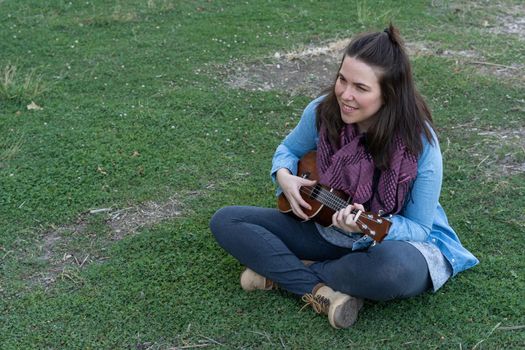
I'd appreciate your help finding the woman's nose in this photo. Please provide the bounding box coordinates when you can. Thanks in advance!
[341,86,355,100]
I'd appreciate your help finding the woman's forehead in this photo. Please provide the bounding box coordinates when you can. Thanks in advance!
[339,56,382,85]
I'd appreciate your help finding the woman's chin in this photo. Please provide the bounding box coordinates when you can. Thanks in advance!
[340,114,355,124]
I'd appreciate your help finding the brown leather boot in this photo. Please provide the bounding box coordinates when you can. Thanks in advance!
[240,268,276,291]
[301,284,364,329]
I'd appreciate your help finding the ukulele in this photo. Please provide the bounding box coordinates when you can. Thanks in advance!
[277,151,391,243]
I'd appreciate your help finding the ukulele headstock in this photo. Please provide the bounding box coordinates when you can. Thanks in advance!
[355,211,391,243]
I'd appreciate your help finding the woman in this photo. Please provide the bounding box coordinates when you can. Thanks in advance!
[210,25,478,329]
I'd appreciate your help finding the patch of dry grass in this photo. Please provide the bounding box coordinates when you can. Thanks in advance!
[0,64,47,104]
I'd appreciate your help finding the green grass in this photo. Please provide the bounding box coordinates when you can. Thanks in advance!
[1,0,524,349]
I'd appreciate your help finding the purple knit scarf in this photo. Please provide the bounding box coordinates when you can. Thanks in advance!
[316,123,418,215]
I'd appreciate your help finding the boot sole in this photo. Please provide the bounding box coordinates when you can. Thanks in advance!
[329,296,364,329]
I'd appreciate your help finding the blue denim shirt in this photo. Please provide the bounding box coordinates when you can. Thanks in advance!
[271,96,479,276]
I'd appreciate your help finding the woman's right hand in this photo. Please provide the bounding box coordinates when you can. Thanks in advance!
[276,168,317,220]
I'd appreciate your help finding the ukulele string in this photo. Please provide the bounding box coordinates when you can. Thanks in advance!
[296,186,371,235]
[309,186,361,218]
[301,185,346,211]
[299,186,355,213]
[299,186,344,212]
[298,186,371,228]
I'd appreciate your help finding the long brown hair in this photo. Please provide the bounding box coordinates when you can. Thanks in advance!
[316,24,433,170]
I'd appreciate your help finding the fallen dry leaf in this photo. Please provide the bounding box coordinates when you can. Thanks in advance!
[27,101,43,110]
[97,166,108,175]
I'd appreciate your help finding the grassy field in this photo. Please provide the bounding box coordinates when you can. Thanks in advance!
[1,0,524,348]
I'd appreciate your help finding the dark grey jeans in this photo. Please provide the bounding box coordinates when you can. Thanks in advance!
[210,206,431,301]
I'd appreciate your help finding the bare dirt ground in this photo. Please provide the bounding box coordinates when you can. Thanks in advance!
[225,38,523,98]
[31,196,183,287]
[489,4,525,41]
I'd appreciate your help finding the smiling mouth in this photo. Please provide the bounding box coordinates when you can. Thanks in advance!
[340,102,357,113]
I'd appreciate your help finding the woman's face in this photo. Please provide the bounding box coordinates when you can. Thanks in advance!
[334,56,383,132]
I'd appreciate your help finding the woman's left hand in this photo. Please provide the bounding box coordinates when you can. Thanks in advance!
[332,203,366,233]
